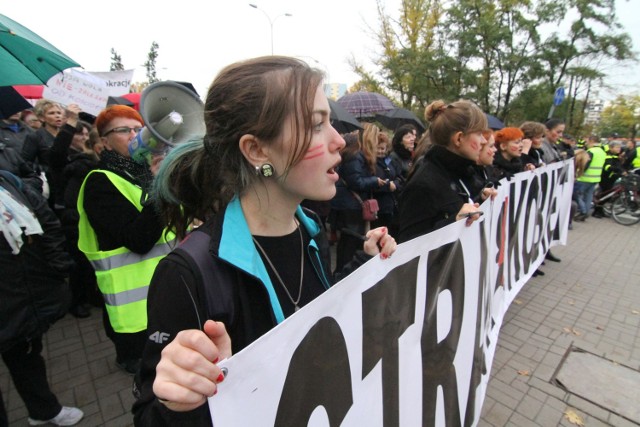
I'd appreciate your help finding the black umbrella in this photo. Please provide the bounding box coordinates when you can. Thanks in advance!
[486,113,505,130]
[328,99,363,134]
[0,86,32,119]
[107,96,135,107]
[375,107,426,133]
[336,91,395,119]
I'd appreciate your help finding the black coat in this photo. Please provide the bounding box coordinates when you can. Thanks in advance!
[0,120,33,151]
[0,142,41,192]
[395,145,483,242]
[522,148,544,168]
[374,156,403,214]
[48,123,78,208]
[492,152,524,181]
[82,168,165,253]
[60,152,98,231]
[0,172,72,353]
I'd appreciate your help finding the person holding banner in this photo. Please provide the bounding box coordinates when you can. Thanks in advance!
[520,121,547,168]
[475,129,497,185]
[540,118,564,165]
[395,99,495,243]
[132,56,397,426]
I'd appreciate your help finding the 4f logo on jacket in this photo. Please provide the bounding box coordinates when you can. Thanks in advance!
[149,331,170,344]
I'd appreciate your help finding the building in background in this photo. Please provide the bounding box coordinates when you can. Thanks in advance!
[324,83,348,100]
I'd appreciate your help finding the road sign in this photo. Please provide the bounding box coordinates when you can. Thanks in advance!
[553,87,565,106]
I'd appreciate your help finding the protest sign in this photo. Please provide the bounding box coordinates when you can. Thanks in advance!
[87,69,135,97]
[43,69,109,116]
[210,161,574,427]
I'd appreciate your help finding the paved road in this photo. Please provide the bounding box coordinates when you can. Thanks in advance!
[2,216,639,426]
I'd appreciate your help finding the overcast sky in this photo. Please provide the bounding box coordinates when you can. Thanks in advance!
[3,0,639,101]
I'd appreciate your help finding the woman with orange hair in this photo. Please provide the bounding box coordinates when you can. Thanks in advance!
[77,105,174,375]
[492,127,533,181]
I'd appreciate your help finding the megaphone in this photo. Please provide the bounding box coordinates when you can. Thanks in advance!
[128,81,206,164]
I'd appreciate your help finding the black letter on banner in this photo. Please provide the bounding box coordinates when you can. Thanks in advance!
[544,168,561,242]
[495,198,508,291]
[465,227,491,426]
[521,174,540,276]
[508,180,527,281]
[422,241,465,427]
[361,258,419,427]
[274,317,352,427]
[538,171,551,254]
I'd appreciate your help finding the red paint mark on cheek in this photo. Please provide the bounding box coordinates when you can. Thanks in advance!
[510,146,520,152]
[469,141,479,151]
[303,144,324,160]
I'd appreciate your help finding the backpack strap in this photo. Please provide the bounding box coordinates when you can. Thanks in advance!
[174,228,235,328]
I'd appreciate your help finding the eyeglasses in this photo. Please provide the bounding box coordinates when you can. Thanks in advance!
[103,126,142,137]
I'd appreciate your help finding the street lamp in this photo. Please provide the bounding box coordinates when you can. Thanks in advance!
[248,4,292,55]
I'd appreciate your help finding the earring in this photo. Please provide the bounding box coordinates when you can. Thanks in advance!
[258,163,275,177]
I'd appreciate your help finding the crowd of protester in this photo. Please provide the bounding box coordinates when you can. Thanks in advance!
[2,54,639,426]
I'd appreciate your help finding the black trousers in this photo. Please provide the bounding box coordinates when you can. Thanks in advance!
[63,225,100,309]
[102,308,146,363]
[0,335,61,425]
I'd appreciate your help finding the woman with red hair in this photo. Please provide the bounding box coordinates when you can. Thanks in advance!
[77,105,174,375]
[492,127,533,180]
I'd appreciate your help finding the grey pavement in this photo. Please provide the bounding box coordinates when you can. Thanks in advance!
[2,216,639,426]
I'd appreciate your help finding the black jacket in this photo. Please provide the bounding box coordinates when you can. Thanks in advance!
[48,123,78,208]
[22,127,55,170]
[60,152,98,232]
[395,145,483,242]
[0,120,33,151]
[0,142,41,192]
[390,142,413,183]
[82,168,165,253]
[374,156,403,214]
[492,152,524,181]
[522,147,544,168]
[0,172,72,352]
[132,203,371,426]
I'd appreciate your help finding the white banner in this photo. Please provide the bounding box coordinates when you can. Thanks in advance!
[43,69,109,116]
[210,161,574,427]
[87,69,135,97]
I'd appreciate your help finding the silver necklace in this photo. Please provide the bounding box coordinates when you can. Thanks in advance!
[252,220,304,312]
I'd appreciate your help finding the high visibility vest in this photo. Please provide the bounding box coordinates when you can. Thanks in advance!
[577,146,606,183]
[632,147,640,169]
[77,170,175,333]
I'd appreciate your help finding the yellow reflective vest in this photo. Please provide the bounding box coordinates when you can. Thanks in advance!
[632,147,640,169]
[577,146,606,183]
[77,170,175,333]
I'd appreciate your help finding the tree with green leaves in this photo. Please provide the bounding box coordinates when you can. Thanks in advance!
[144,41,159,84]
[351,0,635,128]
[349,0,454,114]
[536,0,634,93]
[110,48,124,71]
[596,95,640,139]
